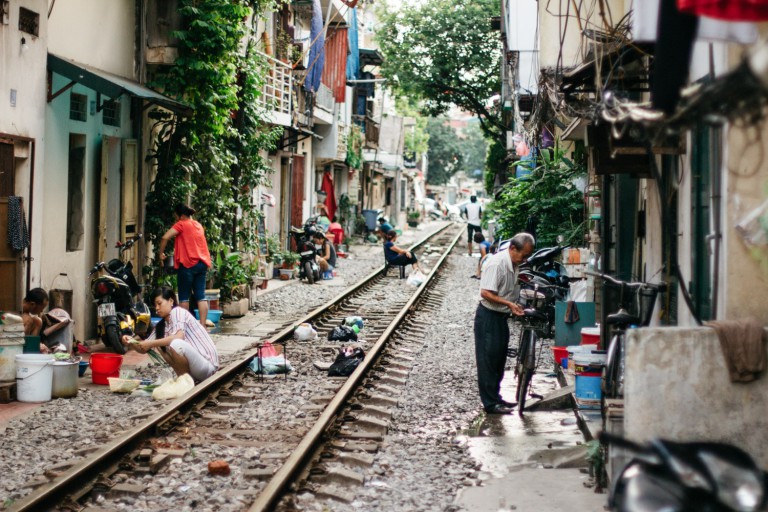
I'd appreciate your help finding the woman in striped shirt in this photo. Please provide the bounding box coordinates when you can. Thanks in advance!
[122,286,219,382]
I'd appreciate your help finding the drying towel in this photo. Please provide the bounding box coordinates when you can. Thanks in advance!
[7,196,29,252]
[564,301,580,324]
[706,318,767,383]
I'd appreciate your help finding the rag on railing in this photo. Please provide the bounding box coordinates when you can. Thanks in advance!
[7,196,29,252]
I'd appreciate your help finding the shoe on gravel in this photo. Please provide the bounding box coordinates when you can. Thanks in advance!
[501,400,518,408]
[485,404,514,414]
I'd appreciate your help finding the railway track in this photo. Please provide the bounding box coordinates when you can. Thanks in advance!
[10,224,462,512]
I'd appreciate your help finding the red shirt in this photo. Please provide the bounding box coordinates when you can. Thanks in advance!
[172,219,211,269]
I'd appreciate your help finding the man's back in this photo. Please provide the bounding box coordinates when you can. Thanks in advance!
[464,202,482,225]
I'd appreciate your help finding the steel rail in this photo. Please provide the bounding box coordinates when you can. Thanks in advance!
[248,226,464,512]
[10,222,454,512]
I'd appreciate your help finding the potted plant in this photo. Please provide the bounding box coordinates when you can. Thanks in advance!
[407,210,421,228]
[211,247,251,317]
[263,233,281,279]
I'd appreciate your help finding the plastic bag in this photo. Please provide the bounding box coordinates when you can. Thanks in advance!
[344,316,364,330]
[328,324,358,342]
[248,355,293,374]
[406,270,426,287]
[294,323,318,341]
[568,279,588,302]
[152,373,195,400]
[328,346,365,377]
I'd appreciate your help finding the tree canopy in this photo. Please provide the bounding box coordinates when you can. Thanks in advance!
[376,0,504,141]
[426,118,463,185]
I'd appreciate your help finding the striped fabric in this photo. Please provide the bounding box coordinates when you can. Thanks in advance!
[147,307,219,368]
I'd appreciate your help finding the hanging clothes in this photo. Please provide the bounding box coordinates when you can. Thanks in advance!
[7,196,29,252]
[321,171,337,221]
[677,0,768,22]
[305,0,326,93]
[635,0,758,43]
[346,8,360,81]
[652,0,699,114]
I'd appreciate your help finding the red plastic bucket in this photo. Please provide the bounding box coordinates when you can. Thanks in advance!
[90,353,123,385]
[551,346,569,367]
[581,326,601,348]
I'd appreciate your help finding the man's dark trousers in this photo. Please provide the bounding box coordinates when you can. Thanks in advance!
[474,303,510,409]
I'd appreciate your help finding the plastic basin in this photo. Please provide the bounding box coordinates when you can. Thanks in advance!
[90,353,123,385]
[194,309,223,324]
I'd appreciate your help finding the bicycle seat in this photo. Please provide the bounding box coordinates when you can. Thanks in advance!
[607,311,640,326]
[523,308,547,321]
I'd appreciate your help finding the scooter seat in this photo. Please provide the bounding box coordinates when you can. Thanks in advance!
[290,226,304,234]
[607,311,640,326]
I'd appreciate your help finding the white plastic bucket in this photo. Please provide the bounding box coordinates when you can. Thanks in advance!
[16,354,54,402]
[52,360,80,398]
[0,332,24,382]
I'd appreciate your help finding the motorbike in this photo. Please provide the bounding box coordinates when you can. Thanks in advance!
[88,234,151,354]
[516,245,571,339]
[289,217,321,285]
[602,431,768,512]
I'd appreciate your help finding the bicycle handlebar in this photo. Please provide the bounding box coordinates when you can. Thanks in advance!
[584,270,667,292]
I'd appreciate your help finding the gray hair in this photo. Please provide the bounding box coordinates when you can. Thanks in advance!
[509,232,535,251]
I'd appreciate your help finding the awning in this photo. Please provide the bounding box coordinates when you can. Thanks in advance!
[359,48,383,68]
[47,53,190,114]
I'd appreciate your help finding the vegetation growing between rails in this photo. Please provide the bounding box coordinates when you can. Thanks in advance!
[144,0,283,288]
[487,144,587,247]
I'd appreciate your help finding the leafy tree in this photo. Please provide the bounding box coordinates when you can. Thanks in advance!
[395,97,429,158]
[458,125,488,177]
[487,144,587,247]
[144,0,282,287]
[376,0,504,141]
[426,118,463,185]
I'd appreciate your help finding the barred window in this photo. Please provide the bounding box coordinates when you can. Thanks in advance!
[102,100,121,127]
[70,93,87,122]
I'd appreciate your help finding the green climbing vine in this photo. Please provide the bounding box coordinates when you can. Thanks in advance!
[144,0,283,287]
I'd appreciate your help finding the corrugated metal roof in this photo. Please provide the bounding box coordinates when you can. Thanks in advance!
[321,27,348,103]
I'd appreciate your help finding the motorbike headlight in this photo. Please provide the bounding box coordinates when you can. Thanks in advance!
[699,451,763,511]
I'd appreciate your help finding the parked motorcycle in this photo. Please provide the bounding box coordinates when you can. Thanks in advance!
[515,245,571,338]
[289,218,321,285]
[602,431,768,512]
[88,234,151,354]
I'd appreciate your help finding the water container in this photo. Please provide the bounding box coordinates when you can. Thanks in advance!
[90,353,123,385]
[16,354,54,402]
[52,360,79,398]
[0,327,25,382]
[581,326,601,347]
[573,350,607,409]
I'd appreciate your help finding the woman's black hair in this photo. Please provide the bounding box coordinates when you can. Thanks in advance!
[150,286,178,339]
[24,288,49,305]
[175,204,196,217]
[473,232,485,243]
[385,230,397,241]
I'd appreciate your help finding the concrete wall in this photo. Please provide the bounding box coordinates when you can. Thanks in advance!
[625,327,768,467]
[48,0,136,77]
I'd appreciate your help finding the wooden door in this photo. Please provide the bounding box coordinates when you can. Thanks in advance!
[121,139,138,269]
[290,155,305,230]
[98,137,122,263]
[0,141,19,310]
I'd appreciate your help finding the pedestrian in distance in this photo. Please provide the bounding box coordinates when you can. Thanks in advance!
[471,232,492,279]
[461,196,483,256]
[158,204,212,328]
[383,230,422,273]
[312,230,337,279]
[122,286,219,383]
[473,232,535,414]
[21,288,51,353]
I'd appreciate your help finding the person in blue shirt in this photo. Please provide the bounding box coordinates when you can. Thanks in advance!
[376,217,393,240]
[383,230,422,273]
[471,232,492,279]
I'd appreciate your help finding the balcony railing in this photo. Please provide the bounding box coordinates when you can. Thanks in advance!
[258,51,292,127]
[354,114,379,150]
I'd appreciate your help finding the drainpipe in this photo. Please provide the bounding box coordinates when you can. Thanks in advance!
[25,140,36,295]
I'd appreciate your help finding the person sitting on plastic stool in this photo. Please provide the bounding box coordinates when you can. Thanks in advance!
[312,231,337,280]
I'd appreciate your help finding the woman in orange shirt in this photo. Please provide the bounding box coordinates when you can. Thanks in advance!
[158,204,212,328]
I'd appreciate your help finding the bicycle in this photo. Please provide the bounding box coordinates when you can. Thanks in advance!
[585,271,667,400]
[511,285,554,415]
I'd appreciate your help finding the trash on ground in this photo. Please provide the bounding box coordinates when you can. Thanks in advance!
[249,355,293,374]
[328,345,365,377]
[152,373,195,400]
[294,322,318,341]
[343,316,364,330]
[406,270,426,287]
[328,323,358,342]
[207,460,231,476]
[108,377,142,393]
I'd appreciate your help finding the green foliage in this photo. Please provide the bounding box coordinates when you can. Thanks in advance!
[144,0,282,288]
[484,138,508,196]
[487,144,587,247]
[426,118,463,185]
[211,245,251,301]
[263,232,282,263]
[376,0,504,140]
[458,125,488,177]
[346,125,363,170]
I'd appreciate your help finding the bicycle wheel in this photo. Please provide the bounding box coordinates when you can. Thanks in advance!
[516,329,534,413]
[602,332,623,399]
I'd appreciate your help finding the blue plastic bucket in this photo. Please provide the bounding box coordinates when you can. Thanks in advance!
[575,372,602,409]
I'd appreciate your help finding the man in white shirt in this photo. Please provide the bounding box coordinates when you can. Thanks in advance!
[461,196,483,256]
[474,232,535,414]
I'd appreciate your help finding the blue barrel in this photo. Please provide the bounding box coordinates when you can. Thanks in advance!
[362,210,379,231]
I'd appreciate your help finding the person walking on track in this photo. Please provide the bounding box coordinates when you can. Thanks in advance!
[461,196,483,256]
